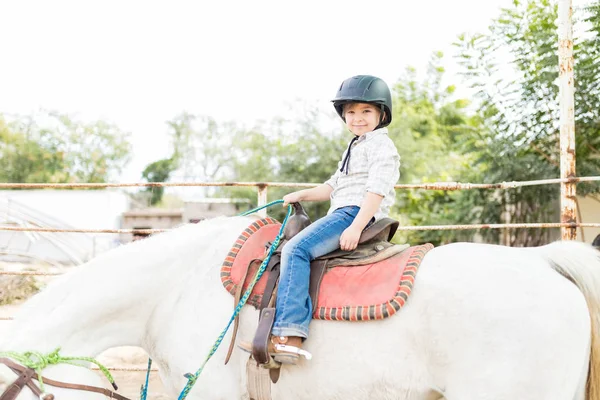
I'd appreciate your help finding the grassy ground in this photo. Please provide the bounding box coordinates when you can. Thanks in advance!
[0,276,39,305]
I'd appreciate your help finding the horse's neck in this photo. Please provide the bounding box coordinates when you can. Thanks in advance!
[5,237,188,356]
[3,216,254,359]
[6,272,153,356]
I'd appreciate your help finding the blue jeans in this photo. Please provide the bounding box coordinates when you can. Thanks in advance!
[272,205,361,338]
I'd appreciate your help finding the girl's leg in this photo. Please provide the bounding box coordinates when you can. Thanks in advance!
[272,206,360,339]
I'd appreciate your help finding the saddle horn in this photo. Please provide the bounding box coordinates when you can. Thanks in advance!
[283,203,311,240]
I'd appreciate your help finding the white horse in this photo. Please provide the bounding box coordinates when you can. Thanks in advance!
[1,215,599,400]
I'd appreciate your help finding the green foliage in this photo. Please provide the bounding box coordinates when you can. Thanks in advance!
[218,106,348,222]
[141,113,245,205]
[453,0,600,245]
[141,158,177,205]
[0,112,131,185]
[0,118,66,184]
[167,112,238,184]
[388,54,480,245]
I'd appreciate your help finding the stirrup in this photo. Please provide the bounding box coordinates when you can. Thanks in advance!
[273,344,312,361]
[238,340,312,365]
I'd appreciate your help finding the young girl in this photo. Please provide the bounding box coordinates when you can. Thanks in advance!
[247,75,400,364]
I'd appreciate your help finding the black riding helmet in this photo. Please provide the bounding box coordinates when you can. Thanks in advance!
[331,75,392,128]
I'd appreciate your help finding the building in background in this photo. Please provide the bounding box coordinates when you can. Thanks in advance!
[121,198,251,242]
[0,190,131,265]
[577,195,600,244]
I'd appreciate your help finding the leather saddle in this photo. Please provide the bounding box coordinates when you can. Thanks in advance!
[228,203,405,382]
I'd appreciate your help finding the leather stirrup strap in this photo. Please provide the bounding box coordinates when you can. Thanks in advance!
[259,253,281,311]
[308,259,329,314]
[0,358,132,400]
[252,308,276,365]
[224,258,262,365]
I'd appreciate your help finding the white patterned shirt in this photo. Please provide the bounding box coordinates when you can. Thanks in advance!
[324,128,400,221]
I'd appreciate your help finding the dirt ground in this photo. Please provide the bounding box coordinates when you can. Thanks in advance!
[96,346,172,400]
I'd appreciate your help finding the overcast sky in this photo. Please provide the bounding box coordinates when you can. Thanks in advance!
[2,0,530,181]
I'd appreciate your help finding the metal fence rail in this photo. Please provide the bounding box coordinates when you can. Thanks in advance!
[1,222,600,236]
[2,176,599,318]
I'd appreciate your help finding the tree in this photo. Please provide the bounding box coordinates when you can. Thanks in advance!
[218,104,348,222]
[0,112,131,185]
[0,117,65,184]
[141,158,177,205]
[167,113,238,186]
[139,113,245,206]
[453,0,600,245]
[386,54,482,245]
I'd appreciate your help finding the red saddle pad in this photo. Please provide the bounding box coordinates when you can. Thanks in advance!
[220,218,433,321]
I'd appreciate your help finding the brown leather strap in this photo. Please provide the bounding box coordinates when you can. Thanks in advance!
[0,358,132,400]
[0,365,37,400]
[2,363,52,399]
[259,252,282,311]
[224,258,263,365]
[24,377,46,399]
[252,308,276,365]
[308,259,328,314]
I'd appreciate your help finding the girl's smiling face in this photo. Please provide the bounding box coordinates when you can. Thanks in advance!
[343,103,381,136]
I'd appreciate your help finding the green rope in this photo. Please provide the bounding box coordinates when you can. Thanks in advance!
[0,347,117,393]
[177,200,291,400]
[239,199,285,217]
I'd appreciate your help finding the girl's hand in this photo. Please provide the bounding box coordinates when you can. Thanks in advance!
[282,192,303,207]
[340,225,362,251]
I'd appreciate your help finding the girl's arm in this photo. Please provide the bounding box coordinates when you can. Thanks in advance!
[352,192,384,230]
[282,184,333,206]
[339,192,383,251]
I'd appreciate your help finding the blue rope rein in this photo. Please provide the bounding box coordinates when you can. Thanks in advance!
[139,358,152,400]
[175,200,291,400]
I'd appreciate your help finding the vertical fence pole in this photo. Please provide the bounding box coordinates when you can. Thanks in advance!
[558,0,577,240]
[257,184,268,217]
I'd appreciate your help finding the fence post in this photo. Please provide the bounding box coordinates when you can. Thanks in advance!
[558,0,577,240]
[257,184,268,217]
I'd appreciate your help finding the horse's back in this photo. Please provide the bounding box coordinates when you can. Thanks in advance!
[159,230,594,399]
[410,242,590,399]
[266,242,591,399]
